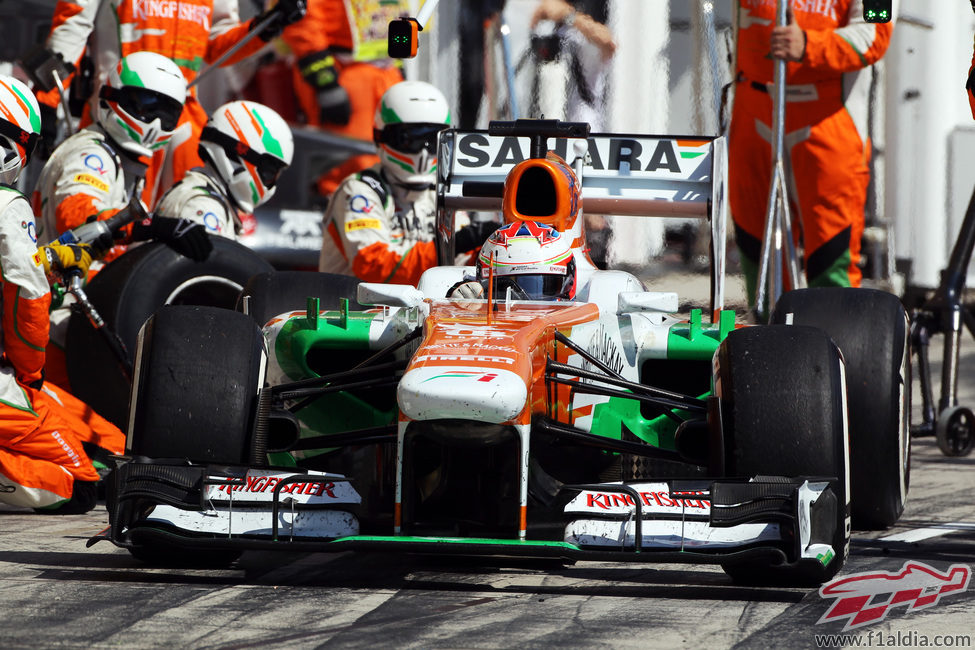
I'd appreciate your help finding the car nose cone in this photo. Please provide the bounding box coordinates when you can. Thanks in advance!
[397,366,528,424]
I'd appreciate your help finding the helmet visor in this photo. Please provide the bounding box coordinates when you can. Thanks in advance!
[201,126,288,187]
[375,123,445,154]
[488,273,573,301]
[102,86,183,131]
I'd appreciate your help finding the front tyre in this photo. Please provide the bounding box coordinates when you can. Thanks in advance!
[716,325,850,586]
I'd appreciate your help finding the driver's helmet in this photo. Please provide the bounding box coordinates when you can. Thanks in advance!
[475,220,577,301]
[97,51,187,158]
[199,100,294,213]
[0,75,41,185]
[373,80,450,188]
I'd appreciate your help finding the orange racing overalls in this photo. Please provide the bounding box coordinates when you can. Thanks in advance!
[729,1,893,303]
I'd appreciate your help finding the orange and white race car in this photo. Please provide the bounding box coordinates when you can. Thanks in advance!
[98,120,909,586]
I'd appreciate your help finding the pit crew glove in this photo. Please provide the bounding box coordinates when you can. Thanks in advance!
[448,280,485,299]
[298,51,351,125]
[254,0,308,41]
[39,243,93,278]
[455,221,499,254]
[135,216,213,262]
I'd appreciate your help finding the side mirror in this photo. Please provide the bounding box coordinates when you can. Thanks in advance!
[357,282,425,308]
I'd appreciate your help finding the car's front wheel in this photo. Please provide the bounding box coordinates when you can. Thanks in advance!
[716,325,850,585]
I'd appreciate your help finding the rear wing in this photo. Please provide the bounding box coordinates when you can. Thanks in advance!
[435,127,730,317]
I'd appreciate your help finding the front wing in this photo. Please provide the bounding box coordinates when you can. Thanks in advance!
[100,459,838,570]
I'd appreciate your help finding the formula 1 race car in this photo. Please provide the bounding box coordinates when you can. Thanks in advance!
[96,120,910,586]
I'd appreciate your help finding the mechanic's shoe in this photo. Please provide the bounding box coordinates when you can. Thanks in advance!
[33,480,98,515]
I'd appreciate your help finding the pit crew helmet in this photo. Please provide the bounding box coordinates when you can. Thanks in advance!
[199,100,294,214]
[476,220,577,301]
[97,51,186,158]
[373,80,450,188]
[0,75,41,185]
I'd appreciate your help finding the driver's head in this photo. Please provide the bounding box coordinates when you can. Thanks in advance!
[96,51,186,158]
[373,81,450,189]
[475,220,577,301]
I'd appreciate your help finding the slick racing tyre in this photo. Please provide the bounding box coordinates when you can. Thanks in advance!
[716,325,850,586]
[771,287,910,530]
[128,305,268,466]
[66,239,273,428]
[236,270,362,327]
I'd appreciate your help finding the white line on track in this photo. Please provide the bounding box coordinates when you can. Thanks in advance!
[879,522,975,543]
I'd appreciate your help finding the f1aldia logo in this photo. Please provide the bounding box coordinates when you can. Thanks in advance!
[817,561,970,631]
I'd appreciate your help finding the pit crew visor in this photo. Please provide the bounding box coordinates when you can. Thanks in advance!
[201,126,288,187]
[0,118,38,159]
[374,123,446,154]
[100,86,183,131]
[488,273,573,301]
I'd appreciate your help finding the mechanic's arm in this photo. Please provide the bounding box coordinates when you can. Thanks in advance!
[206,0,304,66]
[324,179,436,286]
[0,199,52,388]
[778,4,893,71]
[32,0,98,123]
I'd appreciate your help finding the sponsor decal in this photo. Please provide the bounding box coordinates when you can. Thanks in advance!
[22,220,36,243]
[201,211,221,232]
[456,134,682,174]
[131,0,212,30]
[82,153,106,174]
[32,250,44,267]
[73,173,109,192]
[214,475,338,498]
[349,194,375,214]
[817,561,971,631]
[584,323,624,376]
[414,354,514,365]
[420,370,498,383]
[345,217,382,232]
[51,430,83,468]
[566,484,711,515]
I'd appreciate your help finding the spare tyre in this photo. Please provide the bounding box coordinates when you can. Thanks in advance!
[65,238,274,428]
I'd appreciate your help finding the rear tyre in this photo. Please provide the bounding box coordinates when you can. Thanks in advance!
[771,287,910,529]
[236,270,362,326]
[128,305,267,466]
[716,325,849,585]
[66,239,274,427]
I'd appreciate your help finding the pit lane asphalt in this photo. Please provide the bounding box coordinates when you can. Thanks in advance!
[1,275,974,649]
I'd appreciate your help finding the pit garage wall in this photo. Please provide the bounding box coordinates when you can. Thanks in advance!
[887,1,975,289]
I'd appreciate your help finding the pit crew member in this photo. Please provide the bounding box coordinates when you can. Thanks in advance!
[153,100,294,240]
[729,1,893,306]
[0,75,124,514]
[34,0,306,202]
[34,52,211,262]
[319,81,496,285]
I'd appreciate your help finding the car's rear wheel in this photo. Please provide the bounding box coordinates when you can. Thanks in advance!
[716,325,849,585]
[66,239,274,427]
[127,305,267,466]
[771,287,910,530]
[236,270,362,326]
